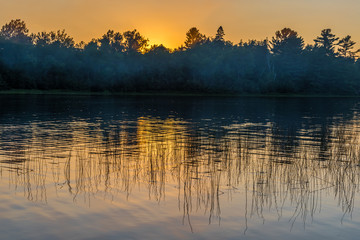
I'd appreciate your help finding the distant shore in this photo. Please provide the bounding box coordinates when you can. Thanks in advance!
[0,89,359,98]
[1,20,360,96]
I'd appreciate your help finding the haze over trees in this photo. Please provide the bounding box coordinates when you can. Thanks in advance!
[0,19,360,94]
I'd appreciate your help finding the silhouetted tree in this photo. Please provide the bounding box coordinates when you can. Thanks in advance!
[76,41,86,49]
[0,19,31,43]
[271,28,304,55]
[0,19,360,95]
[270,28,306,91]
[98,30,124,53]
[32,30,75,48]
[31,31,51,47]
[51,30,75,48]
[123,30,148,53]
[214,26,225,42]
[338,35,359,59]
[184,27,206,49]
[84,39,99,52]
[314,29,339,56]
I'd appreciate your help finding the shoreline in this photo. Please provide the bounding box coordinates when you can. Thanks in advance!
[0,89,359,98]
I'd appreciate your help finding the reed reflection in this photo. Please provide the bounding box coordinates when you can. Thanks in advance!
[0,115,360,230]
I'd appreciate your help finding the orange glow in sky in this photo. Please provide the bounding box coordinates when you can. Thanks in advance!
[1,0,360,48]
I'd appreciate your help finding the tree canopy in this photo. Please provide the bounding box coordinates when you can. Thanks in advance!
[271,28,304,55]
[0,19,360,95]
[314,29,339,56]
[0,19,31,43]
[184,27,207,49]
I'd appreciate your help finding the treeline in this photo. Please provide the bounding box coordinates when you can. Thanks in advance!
[0,19,360,94]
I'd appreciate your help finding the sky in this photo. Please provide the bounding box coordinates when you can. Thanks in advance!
[0,0,359,48]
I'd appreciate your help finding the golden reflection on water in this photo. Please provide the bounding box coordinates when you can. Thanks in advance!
[1,116,360,229]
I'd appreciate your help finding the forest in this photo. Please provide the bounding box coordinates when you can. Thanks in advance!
[0,19,360,94]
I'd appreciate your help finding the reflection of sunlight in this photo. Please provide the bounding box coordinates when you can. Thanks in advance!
[1,115,360,229]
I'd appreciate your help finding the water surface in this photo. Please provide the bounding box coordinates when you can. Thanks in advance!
[1,95,360,239]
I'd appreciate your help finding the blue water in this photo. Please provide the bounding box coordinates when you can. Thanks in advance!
[0,95,359,239]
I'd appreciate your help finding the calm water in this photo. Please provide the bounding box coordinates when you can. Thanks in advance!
[1,95,360,239]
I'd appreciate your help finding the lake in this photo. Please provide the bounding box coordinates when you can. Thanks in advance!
[0,95,360,239]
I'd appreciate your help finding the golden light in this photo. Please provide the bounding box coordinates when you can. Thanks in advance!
[0,0,360,49]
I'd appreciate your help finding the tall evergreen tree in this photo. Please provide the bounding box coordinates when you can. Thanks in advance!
[184,27,206,49]
[270,28,304,55]
[270,28,306,91]
[338,35,359,59]
[314,29,339,56]
[214,26,225,42]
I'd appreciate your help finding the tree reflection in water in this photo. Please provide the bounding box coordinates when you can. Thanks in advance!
[1,116,360,231]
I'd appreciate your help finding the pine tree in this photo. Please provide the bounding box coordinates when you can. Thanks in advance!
[314,29,339,56]
[184,27,206,49]
[214,26,225,42]
[338,35,359,59]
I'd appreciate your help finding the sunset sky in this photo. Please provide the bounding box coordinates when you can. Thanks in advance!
[1,0,359,48]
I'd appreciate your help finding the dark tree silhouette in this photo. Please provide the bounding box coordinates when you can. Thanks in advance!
[0,19,31,43]
[184,27,206,49]
[314,29,339,56]
[270,28,304,55]
[123,30,148,53]
[51,30,75,48]
[270,28,306,91]
[32,30,75,48]
[84,39,100,53]
[98,30,124,53]
[214,26,225,42]
[0,19,360,94]
[338,35,359,59]
[31,31,52,47]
